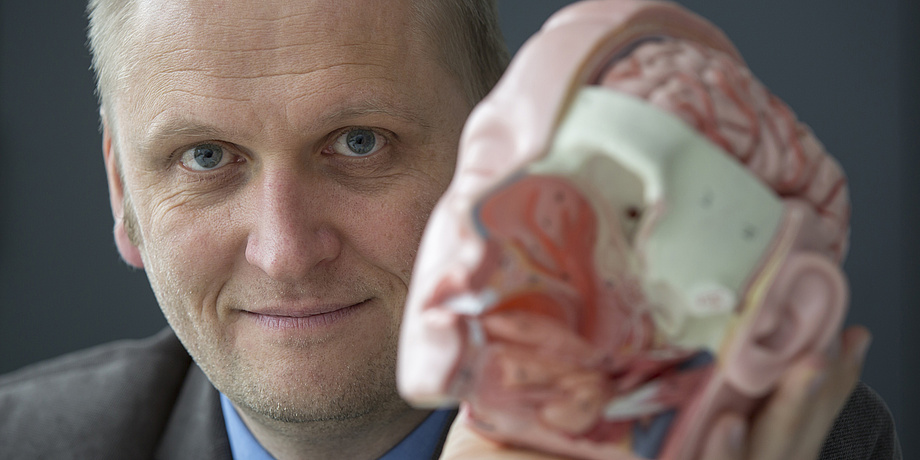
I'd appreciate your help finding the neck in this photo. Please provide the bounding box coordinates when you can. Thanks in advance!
[234,399,432,460]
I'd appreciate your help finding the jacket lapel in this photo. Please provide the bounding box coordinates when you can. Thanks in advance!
[155,363,232,460]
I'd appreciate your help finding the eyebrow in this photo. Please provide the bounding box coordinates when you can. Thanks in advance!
[139,101,432,154]
[139,121,229,157]
[314,100,434,132]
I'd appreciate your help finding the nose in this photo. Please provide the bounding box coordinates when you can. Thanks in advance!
[244,169,342,282]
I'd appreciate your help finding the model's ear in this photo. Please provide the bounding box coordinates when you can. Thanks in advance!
[725,252,847,396]
[102,120,144,269]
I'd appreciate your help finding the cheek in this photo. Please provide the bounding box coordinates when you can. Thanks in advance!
[343,175,449,284]
[133,191,241,312]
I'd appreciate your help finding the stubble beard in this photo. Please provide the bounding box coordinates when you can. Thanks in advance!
[182,309,409,433]
[137,239,411,432]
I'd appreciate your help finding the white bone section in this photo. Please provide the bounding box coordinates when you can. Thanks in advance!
[528,88,784,350]
[444,289,499,315]
[602,381,666,420]
[466,316,487,347]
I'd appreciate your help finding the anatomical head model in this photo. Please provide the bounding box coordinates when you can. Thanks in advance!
[398,1,851,459]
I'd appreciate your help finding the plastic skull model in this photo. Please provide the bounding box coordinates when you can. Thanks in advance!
[398,1,851,459]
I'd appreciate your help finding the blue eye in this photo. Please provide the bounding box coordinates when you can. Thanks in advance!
[347,129,375,154]
[180,143,232,171]
[331,128,385,157]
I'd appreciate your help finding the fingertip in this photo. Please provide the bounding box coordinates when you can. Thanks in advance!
[823,325,870,402]
[823,325,868,362]
[842,324,871,341]
[841,325,872,366]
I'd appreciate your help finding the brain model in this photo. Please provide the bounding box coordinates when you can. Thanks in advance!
[398,1,850,459]
[601,38,848,261]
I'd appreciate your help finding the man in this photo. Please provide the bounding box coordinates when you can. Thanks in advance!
[0,1,899,459]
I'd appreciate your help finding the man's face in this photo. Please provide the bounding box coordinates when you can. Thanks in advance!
[109,0,471,423]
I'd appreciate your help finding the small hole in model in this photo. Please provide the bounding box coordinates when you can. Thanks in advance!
[625,206,642,220]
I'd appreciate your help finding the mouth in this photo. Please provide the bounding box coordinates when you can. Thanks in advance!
[242,299,372,331]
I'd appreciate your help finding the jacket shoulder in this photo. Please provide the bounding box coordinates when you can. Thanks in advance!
[0,328,192,459]
[820,382,902,460]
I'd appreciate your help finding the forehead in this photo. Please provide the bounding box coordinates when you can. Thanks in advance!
[115,0,444,145]
[135,0,422,71]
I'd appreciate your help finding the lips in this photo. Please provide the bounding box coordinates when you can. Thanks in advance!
[243,299,370,330]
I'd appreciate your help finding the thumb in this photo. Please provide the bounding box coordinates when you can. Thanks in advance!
[439,409,561,460]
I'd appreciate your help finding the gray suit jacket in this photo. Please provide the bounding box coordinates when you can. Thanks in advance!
[0,329,230,459]
[0,328,901,459]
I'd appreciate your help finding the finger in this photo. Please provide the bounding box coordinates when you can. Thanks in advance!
[787,326,871,459]
[747,326,871,460]
[439,417,503,460]
[830,326,872,398]
[747,354,827,460]
[698,413,747,460]
[439,411,561,460]
[785,326,871,460]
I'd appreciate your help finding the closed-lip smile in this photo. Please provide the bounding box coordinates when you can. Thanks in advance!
[243,299,371,330]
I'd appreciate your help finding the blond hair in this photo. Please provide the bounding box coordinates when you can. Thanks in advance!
[413,0,510,105]
[86,0,137,139]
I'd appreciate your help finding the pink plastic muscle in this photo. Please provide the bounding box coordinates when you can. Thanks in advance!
[465,175,711,439]
[398,1,851,460]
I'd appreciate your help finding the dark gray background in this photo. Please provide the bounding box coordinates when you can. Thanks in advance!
[1,0,916,456]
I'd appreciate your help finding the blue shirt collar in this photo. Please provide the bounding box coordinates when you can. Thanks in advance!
[220,393,454,459]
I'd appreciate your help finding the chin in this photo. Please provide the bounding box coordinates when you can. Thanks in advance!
[215,328,404,424]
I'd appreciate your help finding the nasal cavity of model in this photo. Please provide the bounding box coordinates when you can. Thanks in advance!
[475,175,605,337]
